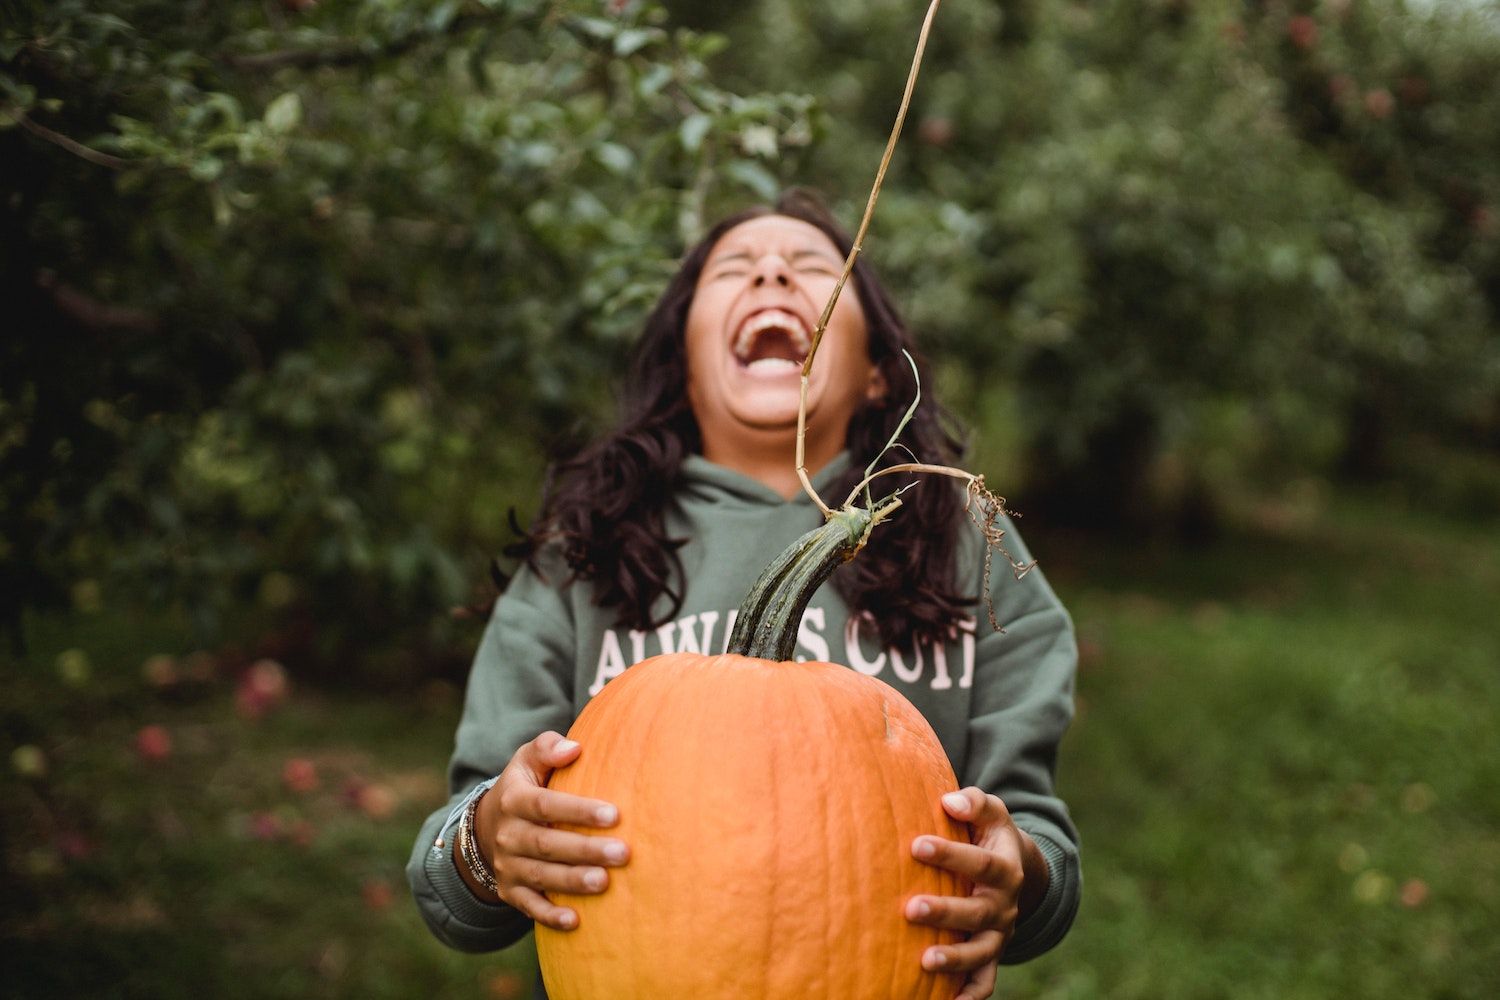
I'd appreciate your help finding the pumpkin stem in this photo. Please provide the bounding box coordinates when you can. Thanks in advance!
[727,507,874,661]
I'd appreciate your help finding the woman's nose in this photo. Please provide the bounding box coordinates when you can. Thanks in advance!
[751,254,792,288]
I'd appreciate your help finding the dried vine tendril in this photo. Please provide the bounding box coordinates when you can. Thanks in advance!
[963,478,1038,634]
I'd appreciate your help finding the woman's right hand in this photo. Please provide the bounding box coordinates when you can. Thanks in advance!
[461,730,629,930]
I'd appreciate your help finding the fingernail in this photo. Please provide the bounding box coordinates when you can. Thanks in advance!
[594,804,618,825]
[926,948,947,969]
[603,840,627,864]
[943,792,969,813]
[558,910,576,929]
[910,899,931,919]
[583,868,607,891]
[913,838,936,859]
[556,739,579,753]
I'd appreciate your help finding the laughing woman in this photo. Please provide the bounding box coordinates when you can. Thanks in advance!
[407,190,1081,1000]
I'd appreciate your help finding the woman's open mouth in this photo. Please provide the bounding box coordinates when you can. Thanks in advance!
[731,308,812,376]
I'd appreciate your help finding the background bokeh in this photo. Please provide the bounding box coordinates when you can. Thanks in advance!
[3,1,1497,997]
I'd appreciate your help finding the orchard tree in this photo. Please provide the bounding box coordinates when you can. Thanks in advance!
[1,0,819,673]
[665,0,1500,527]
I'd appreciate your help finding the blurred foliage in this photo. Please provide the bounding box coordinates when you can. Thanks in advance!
[3,0,1499,676]
[1,0,819,675]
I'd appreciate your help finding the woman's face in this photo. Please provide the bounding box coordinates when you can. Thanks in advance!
[683,214,881,454]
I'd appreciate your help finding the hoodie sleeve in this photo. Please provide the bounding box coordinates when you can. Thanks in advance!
[960,518,1082,965]
[406,557,579,953]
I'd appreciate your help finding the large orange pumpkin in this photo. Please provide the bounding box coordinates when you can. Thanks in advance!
[536,510,970,1000]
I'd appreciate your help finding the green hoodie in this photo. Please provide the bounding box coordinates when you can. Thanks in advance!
[406,454,1081,990]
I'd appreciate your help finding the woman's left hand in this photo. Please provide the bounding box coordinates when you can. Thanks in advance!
[905,787,1050,1000]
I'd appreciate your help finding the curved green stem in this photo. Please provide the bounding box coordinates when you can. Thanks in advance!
[727,508,874,661]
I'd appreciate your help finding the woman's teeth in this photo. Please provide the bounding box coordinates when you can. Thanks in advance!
[745,357,803,374]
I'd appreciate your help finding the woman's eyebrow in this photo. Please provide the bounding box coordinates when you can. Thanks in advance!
[791,248,841,265]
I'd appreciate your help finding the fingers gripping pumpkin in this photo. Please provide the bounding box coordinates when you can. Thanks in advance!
[537,509,969,1000]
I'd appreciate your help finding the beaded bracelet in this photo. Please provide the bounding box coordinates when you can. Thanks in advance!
[433,775,499,860]
[457,790,500,895]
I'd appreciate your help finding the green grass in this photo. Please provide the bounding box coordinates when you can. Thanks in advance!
[3,489,1497,998]
[1008,492,1500,999]
[2,616,535,999]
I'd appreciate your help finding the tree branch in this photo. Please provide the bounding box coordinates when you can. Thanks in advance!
[10,109,130,170]
[36,271,160,335]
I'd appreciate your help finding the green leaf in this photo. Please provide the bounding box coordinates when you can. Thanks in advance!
[594,142,635,175]
[679,112,711,153]
[426,1,459,33]
[189,156,223,182]
[573,17,616,40]
[692,32,729,60]
[614,28,654,57]
[739,124,777,158]
[725,159,779,200]
[0,77,36,108]
[638,63,672,97]
[263,92,302,135]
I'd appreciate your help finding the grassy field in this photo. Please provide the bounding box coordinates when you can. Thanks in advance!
[3,489,1497,998]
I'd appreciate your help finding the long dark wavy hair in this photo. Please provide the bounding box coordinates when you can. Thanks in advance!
[517,189,974,649]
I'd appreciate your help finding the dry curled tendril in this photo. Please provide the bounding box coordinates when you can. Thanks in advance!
[790,0,1037,633]
[963,478,1038,634]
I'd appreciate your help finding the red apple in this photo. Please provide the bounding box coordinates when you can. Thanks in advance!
[135,725,172,762]
[917,117,955,148]
[1398,75,1430,107]
[57,831,95,861]
[341,776,370,808]
[142,654,179,688]
[289,819,318,848]
[361,879,394,911]
[1364,88,1394,120]
[250,811,283,841]
[283,757,319,794]
[237,659,290,719]
[1287,15,1319,51]
[357,783,398,820]
[486,971,526,1000]
[1472,205,1494,237]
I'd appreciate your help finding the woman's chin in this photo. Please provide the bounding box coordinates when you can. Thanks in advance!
[726,391,807,433]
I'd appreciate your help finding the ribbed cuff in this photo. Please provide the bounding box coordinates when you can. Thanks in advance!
[425,836,526,929]
[408,809,533,953]
[1002,831,1080,964]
